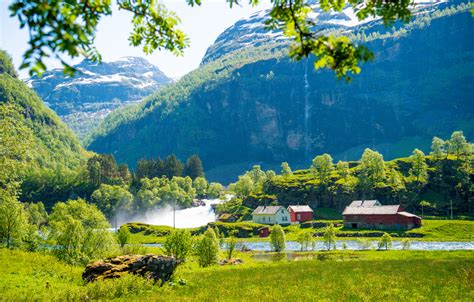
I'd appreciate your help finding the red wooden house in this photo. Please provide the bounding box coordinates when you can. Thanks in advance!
[342,200,421,230]
[288,205,313,223]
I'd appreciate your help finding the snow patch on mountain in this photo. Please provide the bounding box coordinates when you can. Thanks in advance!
[28,56,172,139]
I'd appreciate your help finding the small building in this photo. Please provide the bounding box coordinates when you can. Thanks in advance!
[342,200,421,230]
[217,213,239,223]
[259,226,270,238]
[252,206,291,225]
[288,205,313,223]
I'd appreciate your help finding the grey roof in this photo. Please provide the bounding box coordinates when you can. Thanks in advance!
[342,205,401,215]
[288,205,313,212]
[348,200,381,207]
[252,206,283,215]
[397,211,421,219]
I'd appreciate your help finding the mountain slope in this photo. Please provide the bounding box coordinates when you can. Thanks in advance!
[0,51,87,171]
[28,57,172,139]
[87,4,474,183]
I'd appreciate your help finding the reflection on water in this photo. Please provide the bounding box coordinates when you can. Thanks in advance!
[233,240,474,251]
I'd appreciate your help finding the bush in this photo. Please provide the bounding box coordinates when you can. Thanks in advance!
[164,229,192,262]
[377,233,393,250]
[117,226,131,248]
[296,231,313,251]
[270,225,286,252]
[323,224,337,251]
[401,238,411,250]
[194,228,219,267]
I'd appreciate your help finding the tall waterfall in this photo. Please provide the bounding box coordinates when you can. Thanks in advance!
[303,59,311,160]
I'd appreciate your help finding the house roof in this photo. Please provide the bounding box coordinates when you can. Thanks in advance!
[288,205,313,213]
[342,205,401,215]
[397,211,421,219]
[348,200,381,207]
[252,206,283,215]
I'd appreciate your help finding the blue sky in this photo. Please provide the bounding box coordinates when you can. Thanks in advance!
[0,0,271,79]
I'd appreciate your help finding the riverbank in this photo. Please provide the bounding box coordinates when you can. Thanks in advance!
[126,219,474,244]
[1,248,472,301]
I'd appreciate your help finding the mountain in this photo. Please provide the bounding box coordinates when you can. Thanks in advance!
[87,2,474,183]
[27,56,172,139]
[0,51,87,172]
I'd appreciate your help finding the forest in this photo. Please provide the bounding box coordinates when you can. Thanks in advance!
[218,131,473,220]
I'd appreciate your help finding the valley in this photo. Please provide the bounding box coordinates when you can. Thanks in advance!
[1,1,473,301]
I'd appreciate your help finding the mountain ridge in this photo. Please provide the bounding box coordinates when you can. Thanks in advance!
[27,56,172,139]
[87,3,474,183]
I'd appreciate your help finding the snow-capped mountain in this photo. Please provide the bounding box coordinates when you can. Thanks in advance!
[201,0,447,64]
[28,56,172,139]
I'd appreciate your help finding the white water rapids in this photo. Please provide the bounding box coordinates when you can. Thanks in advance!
[118,199,221,228]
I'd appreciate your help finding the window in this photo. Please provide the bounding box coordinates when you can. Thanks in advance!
[297,214,301,220]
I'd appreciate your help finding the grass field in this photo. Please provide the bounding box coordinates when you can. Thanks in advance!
[1,248,473,301]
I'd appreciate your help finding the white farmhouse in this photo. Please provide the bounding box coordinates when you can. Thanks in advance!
[252,206,291,225]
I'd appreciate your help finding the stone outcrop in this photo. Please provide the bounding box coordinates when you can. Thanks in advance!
[82,254,179,284]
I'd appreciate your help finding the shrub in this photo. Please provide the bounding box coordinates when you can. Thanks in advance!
[164,229,192,262]
[117,226,131,248]
[226,236,237,260]
[270,225,286,252]
[401,238,411,250]
[323,224,337,251]
[194,228,219,267]
[296,231,313,251]
[377,233,393,250]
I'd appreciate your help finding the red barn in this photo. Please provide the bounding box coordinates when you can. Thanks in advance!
[342,200,421,230]
[288,205,313,223]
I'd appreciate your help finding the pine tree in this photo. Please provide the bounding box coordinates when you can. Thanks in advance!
[164,155,183,178]
[184,154,204,179]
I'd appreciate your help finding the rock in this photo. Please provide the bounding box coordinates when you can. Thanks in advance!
[219,258,244,265]
[82,254,179,284]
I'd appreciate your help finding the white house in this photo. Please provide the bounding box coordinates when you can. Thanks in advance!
[252,206,291,225]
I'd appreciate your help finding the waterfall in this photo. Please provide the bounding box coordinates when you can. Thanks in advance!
[303,59,310,160]
[119,199,221,228]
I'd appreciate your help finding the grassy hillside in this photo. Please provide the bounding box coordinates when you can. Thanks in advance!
[1,248,472,301]
[0,52,87,171]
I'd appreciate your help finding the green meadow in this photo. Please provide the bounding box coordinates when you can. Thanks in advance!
[1,248,473,301]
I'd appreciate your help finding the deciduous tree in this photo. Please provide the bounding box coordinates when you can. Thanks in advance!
[49,199,115,264]
[270,224,286,252]
[164,229,192,262]
[194,228,219,267]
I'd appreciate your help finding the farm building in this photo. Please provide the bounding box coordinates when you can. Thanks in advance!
[252,206,291,225]
[288,205,313,223]
[342,200,421,230]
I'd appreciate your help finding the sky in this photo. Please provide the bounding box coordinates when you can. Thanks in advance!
[0,0,271,79]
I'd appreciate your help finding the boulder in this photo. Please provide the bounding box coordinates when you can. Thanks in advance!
[82,254,179,284]
[219,258,244,265]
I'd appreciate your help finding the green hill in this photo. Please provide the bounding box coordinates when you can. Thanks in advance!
[0,51,87,172]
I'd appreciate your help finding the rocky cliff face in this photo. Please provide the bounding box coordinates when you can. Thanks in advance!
[28,56,172,138]
[88,4,474,183]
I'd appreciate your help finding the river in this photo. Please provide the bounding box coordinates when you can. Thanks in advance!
[144,240,474,251]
